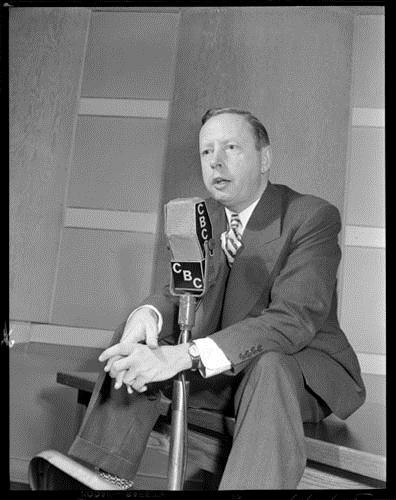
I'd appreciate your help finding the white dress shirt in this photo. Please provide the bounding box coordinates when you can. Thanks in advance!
[127,196,261,378]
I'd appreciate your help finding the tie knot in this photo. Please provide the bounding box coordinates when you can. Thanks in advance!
[221,213,244,266]
[230,214,242,229]
[230,213,242,234]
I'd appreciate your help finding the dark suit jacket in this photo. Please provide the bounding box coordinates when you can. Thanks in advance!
[143,182,366,420]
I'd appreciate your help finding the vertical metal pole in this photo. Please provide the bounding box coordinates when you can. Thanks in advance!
[167,295,196,490]
[167,370,189,490]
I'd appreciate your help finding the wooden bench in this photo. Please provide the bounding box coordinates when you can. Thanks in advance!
[55,370,386,490]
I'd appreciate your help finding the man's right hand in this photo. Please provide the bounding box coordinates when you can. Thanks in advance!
[98,307,160,388]
[120,307,160,348]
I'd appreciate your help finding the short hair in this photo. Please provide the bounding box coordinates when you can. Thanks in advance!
[201,107,270,150]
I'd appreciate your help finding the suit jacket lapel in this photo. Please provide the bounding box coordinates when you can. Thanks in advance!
[205,197,228,283]
[221,183,282,328]
[192,199,230,338]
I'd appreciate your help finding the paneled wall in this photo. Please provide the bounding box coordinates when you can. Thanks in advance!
[9,7,92,483]
[51,10,179,331]
[9,8,180,483]
[339,14,385,403]
[9,7,91,323]
[10,9,180,338]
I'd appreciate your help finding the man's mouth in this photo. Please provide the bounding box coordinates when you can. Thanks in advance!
[212,177,230,189]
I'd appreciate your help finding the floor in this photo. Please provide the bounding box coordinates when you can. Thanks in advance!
[10,482,31,490]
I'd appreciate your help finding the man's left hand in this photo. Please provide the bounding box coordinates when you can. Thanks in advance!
[99,343,192,393]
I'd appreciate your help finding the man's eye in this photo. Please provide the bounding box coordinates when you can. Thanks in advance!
[226,144,236,150]
[201,150,210,156]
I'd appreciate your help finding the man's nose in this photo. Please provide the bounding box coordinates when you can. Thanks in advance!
[210,149,225,169]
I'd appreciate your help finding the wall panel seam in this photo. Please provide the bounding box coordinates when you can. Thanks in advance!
[352,107,384,128]
[64,207,158,233]
[78,97,169,118]
[344,225,385,248]
[357,352,386,376]
[10,320,112,347]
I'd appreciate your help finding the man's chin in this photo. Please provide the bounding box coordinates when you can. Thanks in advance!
[208,189,230,204]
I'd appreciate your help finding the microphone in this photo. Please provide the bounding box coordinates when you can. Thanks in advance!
[165,197,214,298]
[164,198,214,489]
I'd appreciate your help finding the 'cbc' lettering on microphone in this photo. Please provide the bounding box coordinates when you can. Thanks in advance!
[171,261,204,293]
[195,202,212,256]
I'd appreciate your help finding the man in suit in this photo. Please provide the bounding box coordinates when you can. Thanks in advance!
[68,108,365,489]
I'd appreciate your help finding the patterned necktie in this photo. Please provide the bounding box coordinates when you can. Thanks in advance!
[221,213,244,266]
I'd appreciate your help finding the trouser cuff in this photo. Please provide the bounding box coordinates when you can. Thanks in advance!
[69,435,138,480]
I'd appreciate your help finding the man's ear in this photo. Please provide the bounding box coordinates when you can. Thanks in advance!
[260,146,272,173]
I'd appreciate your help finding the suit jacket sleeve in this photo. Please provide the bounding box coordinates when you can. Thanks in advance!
[210,202,342,374]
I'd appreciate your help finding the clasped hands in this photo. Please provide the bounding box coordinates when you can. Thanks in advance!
[98,308,192,393]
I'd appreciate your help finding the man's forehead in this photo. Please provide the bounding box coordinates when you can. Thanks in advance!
[199,113,252,141]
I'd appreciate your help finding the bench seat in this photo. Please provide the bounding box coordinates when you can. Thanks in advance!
[56,370,386,490]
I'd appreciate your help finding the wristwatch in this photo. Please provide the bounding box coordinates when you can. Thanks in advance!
[188,342,201,371]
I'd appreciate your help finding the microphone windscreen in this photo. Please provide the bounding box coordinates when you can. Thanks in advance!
[165,198,211,261]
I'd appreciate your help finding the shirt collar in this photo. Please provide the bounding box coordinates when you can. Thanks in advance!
[224,197,261,235]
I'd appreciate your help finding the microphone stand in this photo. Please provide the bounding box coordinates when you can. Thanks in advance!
[167,241,212,490]
[167,293,196,490]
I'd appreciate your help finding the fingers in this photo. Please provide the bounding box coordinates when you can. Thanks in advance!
[123,370,137,386]
[121,307,159,346]
[102,344,144,382]
[120,317,144,343]
[103,355,122,373]
[144,314,159,348]
[100,346,148,393]
[114,369,126,390]
[133,378,147,392]
[124,373,147,393]
[105,361,134,393]
[124,383,147,394]
[112,354,137,373]
[101,308,160,365]
[99,343,127,362]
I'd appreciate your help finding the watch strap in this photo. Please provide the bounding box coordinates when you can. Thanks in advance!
[188,341,201,371]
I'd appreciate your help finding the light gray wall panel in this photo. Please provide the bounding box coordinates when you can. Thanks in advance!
[51,229,156,330]
[361,373,385,406]
[346,127,384,227]
[352,15,384,108]
[81,11,179,99]
[340,247,385,355]
[9,7,90,322]
[67,116,167,211]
